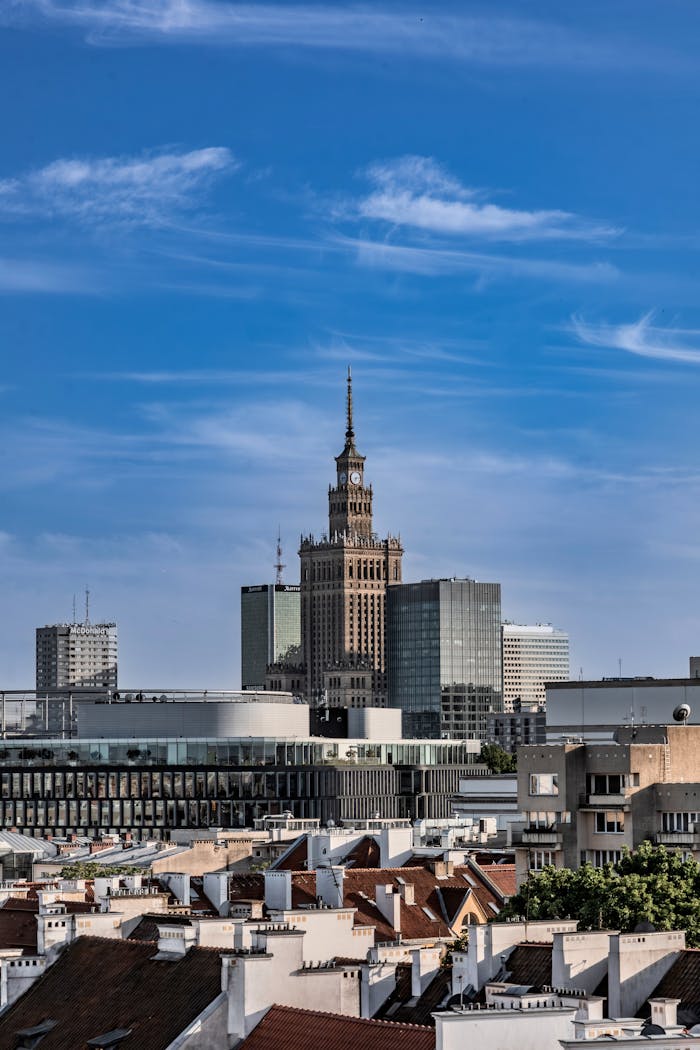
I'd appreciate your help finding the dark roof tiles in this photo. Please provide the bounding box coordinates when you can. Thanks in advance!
[0,936,223,1050]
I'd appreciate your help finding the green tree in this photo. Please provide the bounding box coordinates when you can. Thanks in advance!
[479,743,517,774]
[498,842,700,946]
[59,861,143,879]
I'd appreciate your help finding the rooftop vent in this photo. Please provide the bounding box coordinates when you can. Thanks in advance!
[86,1029,133,1048]
[15,1019,58,1050]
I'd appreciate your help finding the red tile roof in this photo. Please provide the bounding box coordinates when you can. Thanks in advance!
[0,936,223,1050]
[345,836,381,868]
[271,836,309,871]
[228,863,513,943]
[238,1004,435,1050]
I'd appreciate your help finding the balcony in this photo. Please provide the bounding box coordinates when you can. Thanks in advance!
[655,830,700,848]
[579,793,630,810]
[511,827,563,847]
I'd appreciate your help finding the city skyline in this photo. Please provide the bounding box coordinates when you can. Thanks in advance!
[2,3,700,686]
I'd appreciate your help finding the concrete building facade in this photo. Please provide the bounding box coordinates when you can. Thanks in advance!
[512,723,700,884]
[36,622,117,693]
[388,579,503,740]
[502,623,569,712]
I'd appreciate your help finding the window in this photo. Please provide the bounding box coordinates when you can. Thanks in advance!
[586,849,622,867]
[529,850,555,871]
[595,811,624,834]
[529,773,559,796]
[662,812,699,832]
[587,774,625,795]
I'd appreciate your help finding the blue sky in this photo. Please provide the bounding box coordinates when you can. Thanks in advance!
[2,1,700,688]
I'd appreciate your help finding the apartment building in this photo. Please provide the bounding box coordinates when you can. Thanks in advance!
[512,723,700,885]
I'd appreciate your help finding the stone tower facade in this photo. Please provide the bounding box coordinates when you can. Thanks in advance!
[299,369,403,707]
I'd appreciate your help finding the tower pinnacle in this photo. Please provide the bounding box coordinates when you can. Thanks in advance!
[346,365,354,446]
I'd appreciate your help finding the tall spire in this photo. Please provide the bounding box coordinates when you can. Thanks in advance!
[345,365,354,445]
[274,527,285,586]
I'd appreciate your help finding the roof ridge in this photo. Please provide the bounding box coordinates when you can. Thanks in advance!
[266,1003,433,1030]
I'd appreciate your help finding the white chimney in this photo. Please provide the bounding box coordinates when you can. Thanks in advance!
[375,884,401,935]
[316,866,345,909]
[649,998,680,1028]
[264,870,292,911]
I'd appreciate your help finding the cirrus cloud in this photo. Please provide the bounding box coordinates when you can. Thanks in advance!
[573,312,700,365]
[356,155,619,243]
[0,146,237,226]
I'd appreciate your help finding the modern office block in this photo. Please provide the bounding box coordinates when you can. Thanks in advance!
[36,622,117,693]
[241,584,301,689]
[0,733,481,837]
[388,578,503,740]
[502,623,569,712]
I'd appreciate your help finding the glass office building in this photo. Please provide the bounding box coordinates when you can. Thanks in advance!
[241,584,301,689]
[388,579,503,740]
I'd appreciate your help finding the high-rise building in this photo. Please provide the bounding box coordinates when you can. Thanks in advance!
[299,369,403,707]
[240,584,301,689]
[387,578,503,740]
[36,622,118,693]
[501,623,569,712]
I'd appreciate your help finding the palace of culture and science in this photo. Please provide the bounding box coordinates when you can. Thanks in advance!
[245,369,510,739]
[259,369,403,708]
[299,369,403,707]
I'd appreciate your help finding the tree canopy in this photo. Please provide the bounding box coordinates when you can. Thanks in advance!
[479,743,517,774]
[58,861,143,879]
[498,841,700,946]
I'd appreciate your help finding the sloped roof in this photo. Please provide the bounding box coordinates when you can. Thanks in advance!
[474,862,516,900]
[345,836,381,868]
[271,836,308,871]
[0,897,97,954]
[227,863,513,942]
[640,948,700,1027]
[238,1004,435,1050]
[0,936,223,1050]
[374,966,452,1026]
[504,943,553,987]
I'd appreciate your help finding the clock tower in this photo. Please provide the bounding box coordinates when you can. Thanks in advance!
[329,368,373,539]
[299,369,403,707]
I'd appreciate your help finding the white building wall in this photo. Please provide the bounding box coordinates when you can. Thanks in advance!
[502,624,569,712]
[436,1009,576,1050]
[608,931,685,1016]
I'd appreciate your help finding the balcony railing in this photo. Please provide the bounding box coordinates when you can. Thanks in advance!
[655,830,700,847]
[579,793,629,809]
[512,827,563,847]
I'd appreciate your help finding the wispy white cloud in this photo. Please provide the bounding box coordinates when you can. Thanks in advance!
[6,1,673,72]
[356,156,618,243]
[0,147,236,226]
[339,235,619,284]
[0,256,100,293]
[573,312,700,364]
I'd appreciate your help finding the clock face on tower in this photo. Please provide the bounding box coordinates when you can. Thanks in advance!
[350,470,361,485]
[339,472,347,484]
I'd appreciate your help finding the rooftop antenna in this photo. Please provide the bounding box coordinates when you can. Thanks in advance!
[84,586,90,626]
[274,529,285,586]
[72,594,77,623]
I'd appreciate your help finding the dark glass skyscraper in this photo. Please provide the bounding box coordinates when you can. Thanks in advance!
[387,579,503,739]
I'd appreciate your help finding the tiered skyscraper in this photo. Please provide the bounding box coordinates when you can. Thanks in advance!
[299,369,403,707]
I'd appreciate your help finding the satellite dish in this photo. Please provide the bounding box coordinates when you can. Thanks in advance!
[641,1023,666,1035]
[673,703,691,723]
